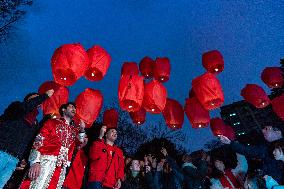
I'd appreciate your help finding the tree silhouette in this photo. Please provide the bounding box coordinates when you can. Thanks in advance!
[0,0,33,42]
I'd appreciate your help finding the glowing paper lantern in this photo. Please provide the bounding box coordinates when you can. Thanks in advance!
[139,56,155,79]
[162,98,184,129]
[75,88,103,128]
[129,108,146,125]
[103,109,119,129]
[85,45,111,81]
[202,50,224,73]
[184,97,210,128]
[51,43,89,86]
[271,94,284,121]
[241,84,270,108]
[261,67,283,88]
[38,81,69,117]
[210,117,226,137]
[142,80,167,114]
[121,62,139,76]
[192,72,224,110]
[153,57,171,82]
[118,75,144,112]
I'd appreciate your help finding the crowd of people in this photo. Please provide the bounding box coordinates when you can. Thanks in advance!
[0,90,284,189]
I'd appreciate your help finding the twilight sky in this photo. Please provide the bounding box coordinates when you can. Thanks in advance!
[0,0,284,151]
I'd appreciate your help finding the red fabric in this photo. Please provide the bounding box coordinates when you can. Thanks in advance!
[210,118,236,140]
[219,169,241,189]
[210,117,226,136]
[271,94,284,121]
[20,118,79,189]
[89,140,125,188]
[202,50,224,74]
[121,62,139,76]
[241,84,270,108]
[162,98,184,129]
[85,45,111,81]
[129,108,146,125]
[75,88,103,127]
[38,81,69,116]
[118,75,144,112]
[51,43,89,86]
[142,80,167,114]
[63,150,88,189]
[184,97,210,128]
[192,72,224,110]
[261,67,283,88]
[24,108,39,125]
[225,125,236,141]
[103,109,119,128]
[139,56,155,79]
[153,57,171,82]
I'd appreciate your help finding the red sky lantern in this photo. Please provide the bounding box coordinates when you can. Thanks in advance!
[261,67,283,88]
[139,56,155,79]
[129,108,146,125]
[192,72,224,110]
[271,94,284,121]
[241,84,270,108]
[85,45,111,81]
[142,80,167,114]
[121,62,139,76]
[118,75,144,112]
[225,125,236,141]
[210,117,226,137]
[153,57,171,82]
[184,97,210,129]
[75,88,103,128]
[103,109,119,129]
[162,98,184,130]
[51,43,89,86]
[202,50,224,74]
[38,81,69,117]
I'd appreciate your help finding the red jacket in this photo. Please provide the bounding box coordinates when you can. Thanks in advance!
[63,149,88,189]
[88,139,124,188]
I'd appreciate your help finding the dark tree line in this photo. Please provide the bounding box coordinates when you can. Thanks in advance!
[0,0,33,42]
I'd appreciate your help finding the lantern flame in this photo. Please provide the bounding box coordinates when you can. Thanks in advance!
[275,84,278,87]
[129,105,133,109]
[160,78,164,81]
[151,108,155,112]
[215,68,219,72]
[91,73,95,77]
[137,121,141,124]
[198,124,202,128]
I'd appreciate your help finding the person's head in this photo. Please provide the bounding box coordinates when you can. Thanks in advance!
[182,154,192,163]
[24,92,39,102]
[130,160,141,172]
[272,142,284,161]
[59,102,76,118]
[262,126,282,142]
[214,159,225,172]
[105,128,118,142]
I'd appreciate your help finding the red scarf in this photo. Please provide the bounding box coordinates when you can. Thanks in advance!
[219,169,241,189]
[24,109,39,125]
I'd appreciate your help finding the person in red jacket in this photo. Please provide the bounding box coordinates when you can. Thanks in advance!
[88,125,124,189]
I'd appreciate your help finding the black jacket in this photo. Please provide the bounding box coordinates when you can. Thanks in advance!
[183,160,208,189]
[122,172,155,189]
[0,94,48,160]
[230,140,284,184]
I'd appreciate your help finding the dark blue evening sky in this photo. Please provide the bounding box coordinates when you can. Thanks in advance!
[0,0,284,150]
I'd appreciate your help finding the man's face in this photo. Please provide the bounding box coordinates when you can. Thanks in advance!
[273,148,284,160]
[106,129,117,142]
[130,160,141,172]
[262,126,281,142]
[64,104,76,118]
